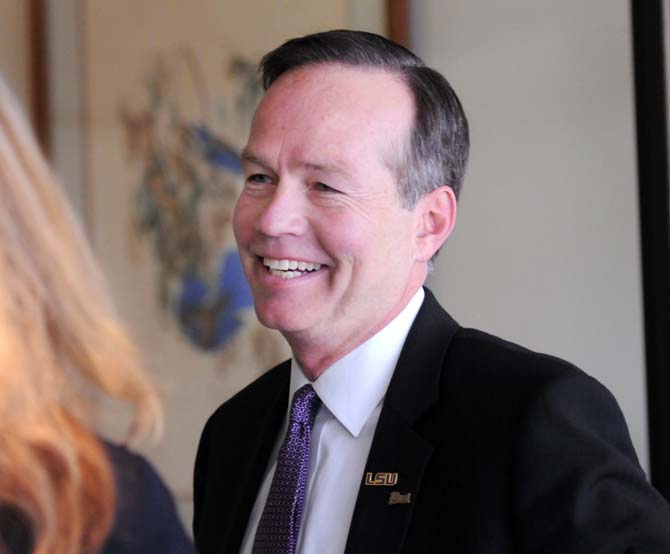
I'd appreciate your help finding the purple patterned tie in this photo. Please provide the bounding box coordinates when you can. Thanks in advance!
[252,384,321,554]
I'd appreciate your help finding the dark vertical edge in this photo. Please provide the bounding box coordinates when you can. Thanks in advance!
[631,0,670,500]
[387,0,410,47]
[28,0,50,156]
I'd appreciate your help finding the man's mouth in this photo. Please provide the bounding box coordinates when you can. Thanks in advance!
[262,257,323,279]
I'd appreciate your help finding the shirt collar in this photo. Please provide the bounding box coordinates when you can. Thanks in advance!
[289,287,425,438]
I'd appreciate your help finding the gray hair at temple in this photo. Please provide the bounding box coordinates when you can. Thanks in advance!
[259,29,470,208]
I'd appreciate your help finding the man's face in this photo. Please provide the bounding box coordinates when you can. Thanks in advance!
[233,64,428,359]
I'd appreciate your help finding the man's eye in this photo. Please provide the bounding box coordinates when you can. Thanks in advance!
[314,182,338,193]
[247,174,272,184]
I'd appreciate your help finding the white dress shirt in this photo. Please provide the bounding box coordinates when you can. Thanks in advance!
[240,288,425,554]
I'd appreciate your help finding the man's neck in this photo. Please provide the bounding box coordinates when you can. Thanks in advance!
[285,286,425,381]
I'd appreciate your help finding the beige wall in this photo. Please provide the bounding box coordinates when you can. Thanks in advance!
[0,0,31,112]
[414,1,649,470]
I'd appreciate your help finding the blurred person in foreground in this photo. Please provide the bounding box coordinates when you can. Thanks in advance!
[0,77,193,554]
[194,30,670,553]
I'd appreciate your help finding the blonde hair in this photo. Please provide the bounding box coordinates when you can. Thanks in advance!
[0,78,162,553]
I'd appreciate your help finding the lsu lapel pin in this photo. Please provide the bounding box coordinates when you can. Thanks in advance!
[388,492,411,505]
[365,472,398,486]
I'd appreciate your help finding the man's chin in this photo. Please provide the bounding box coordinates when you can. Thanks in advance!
[253,306,302,335]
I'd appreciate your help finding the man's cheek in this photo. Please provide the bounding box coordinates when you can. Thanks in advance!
[232,206,253,244]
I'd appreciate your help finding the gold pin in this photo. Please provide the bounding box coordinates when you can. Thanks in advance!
[388,492,411,505]
[365,472,398,486]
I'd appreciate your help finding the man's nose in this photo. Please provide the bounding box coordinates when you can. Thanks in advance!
[255,182,307,237]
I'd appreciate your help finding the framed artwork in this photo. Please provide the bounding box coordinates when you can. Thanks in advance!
[41,0,397,526]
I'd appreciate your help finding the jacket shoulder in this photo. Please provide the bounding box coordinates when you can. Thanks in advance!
[449,326,585,386]
[205,360,291,426]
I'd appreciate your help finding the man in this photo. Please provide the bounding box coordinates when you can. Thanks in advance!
[194,30,670,553]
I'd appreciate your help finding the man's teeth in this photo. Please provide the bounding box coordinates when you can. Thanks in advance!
[270,269,303,279]
[263,258,322,278]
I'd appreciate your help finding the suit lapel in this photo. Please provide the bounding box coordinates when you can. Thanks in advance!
[345,289,460,554]
[218,362,290,553]
[344,405,433,554]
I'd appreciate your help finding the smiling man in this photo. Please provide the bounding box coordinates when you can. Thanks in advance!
[193,31,670,554]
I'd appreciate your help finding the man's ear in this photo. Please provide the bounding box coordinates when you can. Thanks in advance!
[413,185,457,262]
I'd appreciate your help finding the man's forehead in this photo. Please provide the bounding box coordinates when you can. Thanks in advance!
[270,62,400,88]
[250,65,413,146]
[258,63,413,119]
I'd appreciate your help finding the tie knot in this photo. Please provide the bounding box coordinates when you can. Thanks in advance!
[290,384,321,426]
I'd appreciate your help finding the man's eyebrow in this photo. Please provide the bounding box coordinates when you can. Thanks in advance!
[300,161,351,178]
[241,150,352,178]
[240,150,272,171]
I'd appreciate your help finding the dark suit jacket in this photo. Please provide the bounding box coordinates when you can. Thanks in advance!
[193,289,670,553]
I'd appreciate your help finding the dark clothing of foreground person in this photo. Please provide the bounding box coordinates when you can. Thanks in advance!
[102,443,193,554]
[1,443,193,554]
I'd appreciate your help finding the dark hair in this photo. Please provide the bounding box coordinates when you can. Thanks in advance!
[260,30,470,206]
